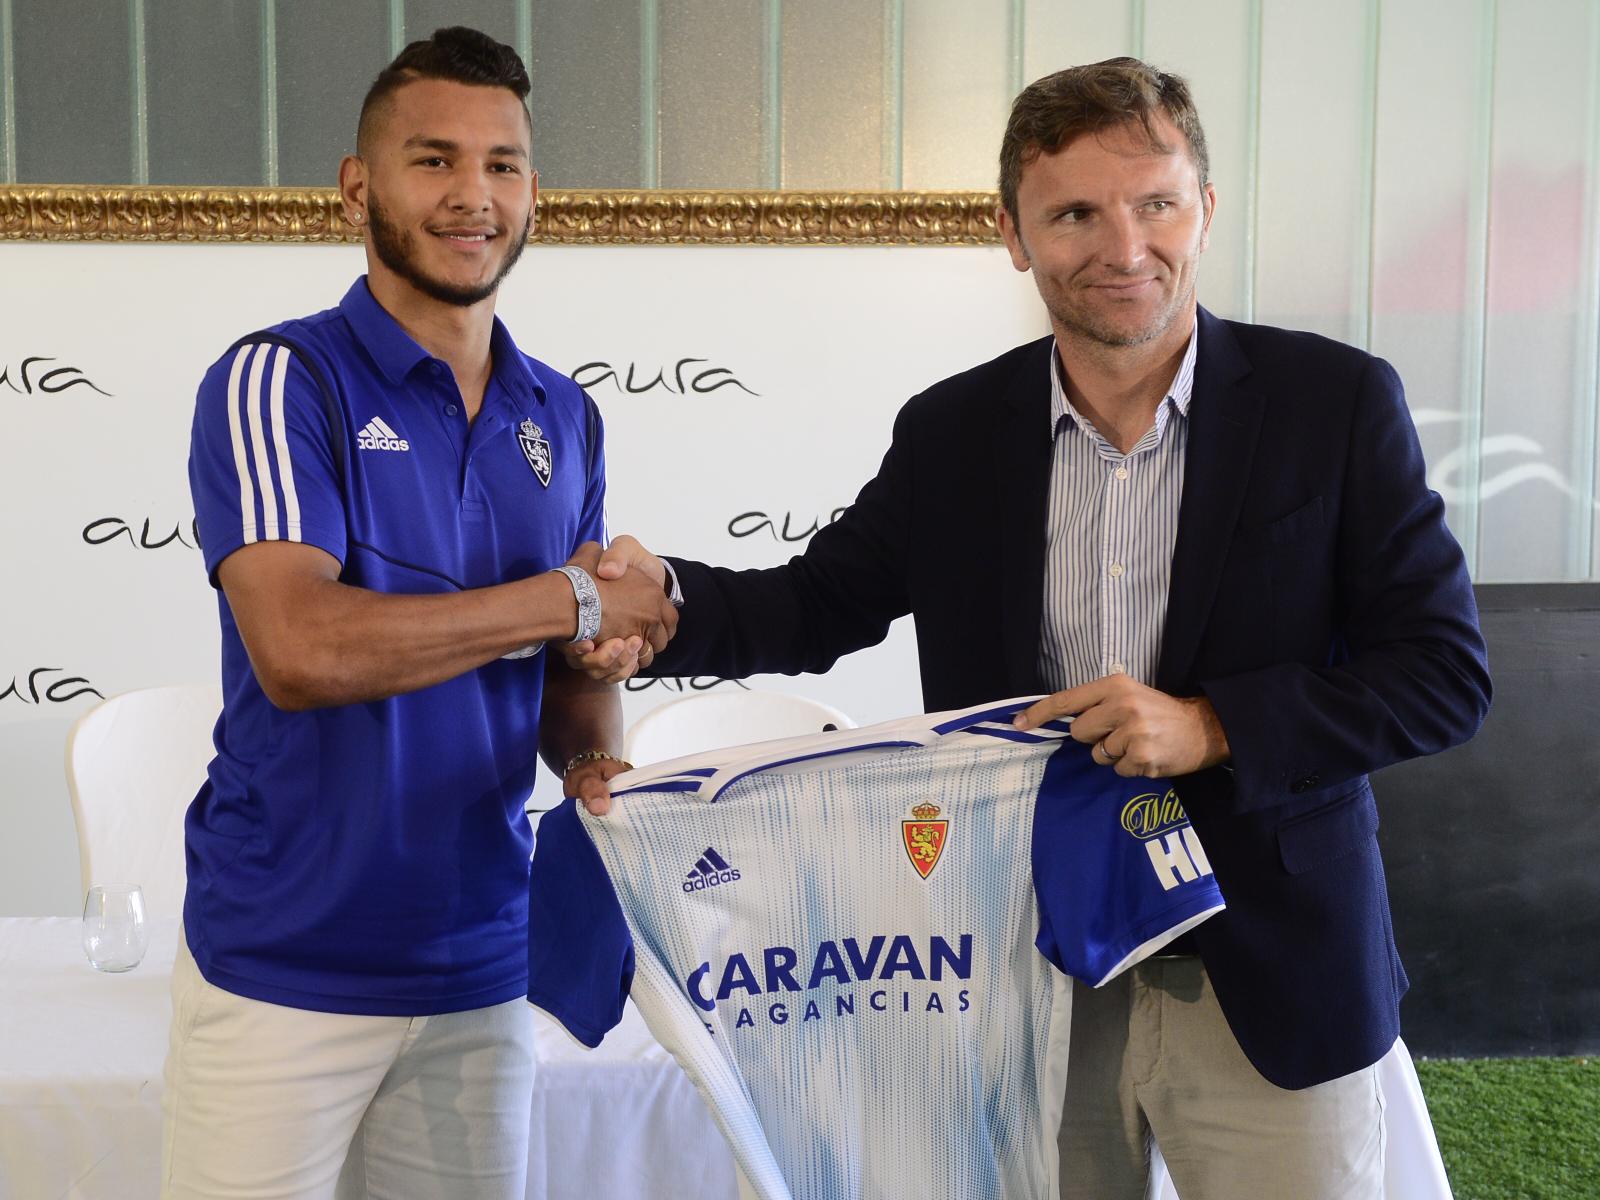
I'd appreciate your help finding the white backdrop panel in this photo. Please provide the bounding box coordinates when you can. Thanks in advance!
[0,242,1044,915]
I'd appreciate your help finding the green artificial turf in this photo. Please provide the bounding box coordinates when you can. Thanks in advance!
[1415,1057,1597,1200]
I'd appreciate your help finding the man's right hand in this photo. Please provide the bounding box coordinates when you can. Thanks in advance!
[563,535,671,682]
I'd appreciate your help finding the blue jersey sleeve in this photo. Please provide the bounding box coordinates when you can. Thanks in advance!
[1032,742,1226,986]
[188,340,347,585]
[527,798,636,1047]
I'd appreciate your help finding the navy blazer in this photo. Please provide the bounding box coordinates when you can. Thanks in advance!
[655,306,1491,1089]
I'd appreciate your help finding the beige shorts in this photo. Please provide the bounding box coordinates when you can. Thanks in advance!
[160,933,536,1200]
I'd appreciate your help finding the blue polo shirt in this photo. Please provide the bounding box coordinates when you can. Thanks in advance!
[185,277,606,1015]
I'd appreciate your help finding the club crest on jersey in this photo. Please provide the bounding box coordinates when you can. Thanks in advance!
[902,802,948,880]
[517,419,552,487]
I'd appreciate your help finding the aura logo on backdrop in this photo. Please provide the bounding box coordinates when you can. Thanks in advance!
[82,516,201,551]
[0,668,103,706]
[0,355,112,397]
[728,508,846,543]
[571,357,759,397]
[624,676,750,694]
[1415,407,1600,513]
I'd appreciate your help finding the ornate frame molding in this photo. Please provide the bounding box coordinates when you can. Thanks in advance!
[0,186,1003,245]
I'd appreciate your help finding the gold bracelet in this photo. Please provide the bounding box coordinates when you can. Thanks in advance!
[563,749,633,777]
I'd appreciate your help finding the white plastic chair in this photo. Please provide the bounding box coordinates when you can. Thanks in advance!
[623,690,856,767]
[64,684,222,920]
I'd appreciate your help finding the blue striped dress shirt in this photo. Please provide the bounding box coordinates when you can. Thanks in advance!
[1038,329,1198,692]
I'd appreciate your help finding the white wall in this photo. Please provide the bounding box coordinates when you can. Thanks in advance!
[0,241,1043,914]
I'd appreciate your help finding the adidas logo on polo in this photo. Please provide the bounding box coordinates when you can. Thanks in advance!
[682,847,740,893]
[358,416,410,452]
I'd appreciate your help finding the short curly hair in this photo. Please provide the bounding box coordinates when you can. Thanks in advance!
[357,26,531,156]
[999,58,1208,225]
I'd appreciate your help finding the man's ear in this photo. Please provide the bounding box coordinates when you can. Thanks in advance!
[997,204,1032,273]
[338,155,368,226]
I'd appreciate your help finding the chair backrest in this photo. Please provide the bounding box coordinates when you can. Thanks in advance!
[623,690,857,767]
[64,684,222,919]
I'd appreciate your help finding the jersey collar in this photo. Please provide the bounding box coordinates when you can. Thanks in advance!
[339,276,546,409]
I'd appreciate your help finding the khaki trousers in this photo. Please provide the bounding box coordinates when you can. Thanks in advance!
[1059,958,1385,1200]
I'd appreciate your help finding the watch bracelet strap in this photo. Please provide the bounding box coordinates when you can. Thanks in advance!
[555,565,602,642]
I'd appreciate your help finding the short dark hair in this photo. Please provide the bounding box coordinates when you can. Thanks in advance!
[356,26,531,156]
[998,57,1209,225]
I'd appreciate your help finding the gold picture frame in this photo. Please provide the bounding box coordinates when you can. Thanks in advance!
[0,186,1003,245]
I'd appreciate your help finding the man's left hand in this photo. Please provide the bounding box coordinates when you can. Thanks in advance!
[565,755,633,816]
[1013,674,1231,778]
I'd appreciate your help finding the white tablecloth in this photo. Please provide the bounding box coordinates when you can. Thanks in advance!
[0,918,738,1200]
[0,917,1450,1199]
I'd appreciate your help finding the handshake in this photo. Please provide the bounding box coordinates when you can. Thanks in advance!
[560,535,674,683]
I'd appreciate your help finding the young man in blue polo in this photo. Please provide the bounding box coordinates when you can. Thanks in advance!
[166,28,676,1199]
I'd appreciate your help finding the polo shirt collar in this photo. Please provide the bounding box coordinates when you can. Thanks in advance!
[487,312,545,410]
[340,277,430,384]
[339,276,546,409]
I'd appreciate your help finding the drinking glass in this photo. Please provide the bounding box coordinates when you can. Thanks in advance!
[82,883,150,972]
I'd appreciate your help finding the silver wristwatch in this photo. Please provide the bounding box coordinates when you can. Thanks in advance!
[556,565,602,643]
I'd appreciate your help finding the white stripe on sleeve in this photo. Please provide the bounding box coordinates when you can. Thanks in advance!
[267,345,302,541]
[244,345,278,541]
[225,345,258,546]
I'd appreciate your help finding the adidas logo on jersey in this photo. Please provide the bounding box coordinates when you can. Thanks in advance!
[683,847,740,893]
[357,416,410,452]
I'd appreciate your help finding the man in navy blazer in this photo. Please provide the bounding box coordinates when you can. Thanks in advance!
[568,59,1489,1199]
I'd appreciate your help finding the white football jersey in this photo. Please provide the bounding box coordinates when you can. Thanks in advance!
[528,699,1224,1200]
